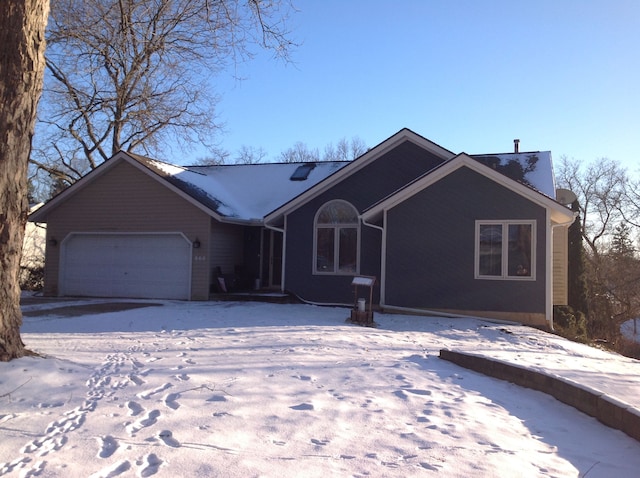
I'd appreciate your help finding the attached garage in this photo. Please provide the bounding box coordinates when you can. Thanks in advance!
[60,233,191,300]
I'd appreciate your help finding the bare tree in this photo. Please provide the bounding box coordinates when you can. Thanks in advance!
[235,145,268,164]
[323,136,368,161]
[31,0,296,189]
[556,156,640,342]
[280,141,320,163]
[280,136,367,163]
[596,232,640,338]
[622,175,640,232]
[0,0,49,361]
[556,156,629,262]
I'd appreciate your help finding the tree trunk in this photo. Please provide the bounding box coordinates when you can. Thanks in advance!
[0,0,49,361]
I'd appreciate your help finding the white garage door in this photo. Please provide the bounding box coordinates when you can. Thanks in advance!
[61,233,191,300]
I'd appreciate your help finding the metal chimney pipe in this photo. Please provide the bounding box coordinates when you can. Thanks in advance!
[514,139,520,153]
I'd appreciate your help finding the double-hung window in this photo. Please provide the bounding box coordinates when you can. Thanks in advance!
[476,220,535,279]
[314,200,359,274]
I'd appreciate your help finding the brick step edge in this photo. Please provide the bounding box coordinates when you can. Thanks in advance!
[439,349,640,443]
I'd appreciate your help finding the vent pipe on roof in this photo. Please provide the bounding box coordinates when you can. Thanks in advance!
[514,139,520,153]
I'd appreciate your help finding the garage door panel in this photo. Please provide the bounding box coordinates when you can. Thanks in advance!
[61,233,191,300]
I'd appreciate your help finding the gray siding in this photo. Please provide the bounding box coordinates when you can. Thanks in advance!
[44,160,211,299]
[385,166,547,315]
[284,140,446,304]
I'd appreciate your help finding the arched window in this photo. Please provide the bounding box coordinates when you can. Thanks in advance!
[314,200,359,274]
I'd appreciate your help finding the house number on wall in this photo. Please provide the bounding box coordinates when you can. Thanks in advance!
[194,255,206,261]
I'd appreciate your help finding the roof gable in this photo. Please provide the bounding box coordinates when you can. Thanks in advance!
[264,128,456,224]
[29,129,566,227]
[362,153,573,224]
[29,151,139,223]
[29,150,349,224]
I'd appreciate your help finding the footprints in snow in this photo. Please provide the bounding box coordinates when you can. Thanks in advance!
[127,400,143,417]
[311,438,330,446]
[90,336,200,477]
[158,430,180,448]
[139,453,163,477]
[126,409,160,435]
[290,402,314,411]
[97,435,118,459]
[164,392,180,410]
[137,382,172,400]
[5,334,198,478]
[90,453,163,477]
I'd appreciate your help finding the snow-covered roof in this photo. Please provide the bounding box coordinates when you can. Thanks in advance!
[362,152,572,225]
[470,151,556,198]
[133,149,557,224]
[28,131,560,226]
[132,155,349,222]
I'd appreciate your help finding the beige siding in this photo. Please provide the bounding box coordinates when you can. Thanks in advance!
[44,160,211,299]
[552,225,569,305]
[210,222,244,275]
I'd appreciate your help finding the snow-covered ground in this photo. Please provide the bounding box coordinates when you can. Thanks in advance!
[2,299,640,478]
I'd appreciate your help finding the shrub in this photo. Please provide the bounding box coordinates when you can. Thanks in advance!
[553,306,588,342]
[19,266,44,291]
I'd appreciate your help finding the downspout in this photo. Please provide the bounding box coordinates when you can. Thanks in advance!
[265,220,286,292]
[547,211,579,331]
[360,214,386,306]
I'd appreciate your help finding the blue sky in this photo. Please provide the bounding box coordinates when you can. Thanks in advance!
[204,0,639,173]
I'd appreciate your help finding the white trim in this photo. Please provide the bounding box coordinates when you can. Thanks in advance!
[29,151,131,223]
[121,154,229,223]
[474,220,537,280]
[362,154,574,225]
[360,214,386,305]
[264,129,455,224]
[546,209,553,330]
[264,223,285,292]
[29,151,264,226]
[59,231,192,299]
[546,212,575,329]
[381,210,388,306]
[281,217,287,292]
[312,200,360,275]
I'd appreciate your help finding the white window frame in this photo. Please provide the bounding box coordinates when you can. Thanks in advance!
[475,220,536,280]
[313,200,360,275]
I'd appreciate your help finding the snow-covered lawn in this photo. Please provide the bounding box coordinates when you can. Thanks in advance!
[2,300,640,477]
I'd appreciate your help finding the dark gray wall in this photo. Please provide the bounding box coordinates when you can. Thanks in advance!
[284,140,447,304]
[385,166,547,313]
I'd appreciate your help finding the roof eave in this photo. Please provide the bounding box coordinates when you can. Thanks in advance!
[28,151,134,223]
[265,128,456,224]
[362,154,574,223]
[28,151,239,224]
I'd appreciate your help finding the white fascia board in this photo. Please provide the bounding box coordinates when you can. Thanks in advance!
[29,151,258,226]
[362,154,574,224]
[29,151,132,223]
[120,153,230,223]
[124,154,263,225]
[545,208,554,329]
[264,128,455,224]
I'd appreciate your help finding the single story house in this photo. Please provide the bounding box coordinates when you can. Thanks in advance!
[29,128,575,328]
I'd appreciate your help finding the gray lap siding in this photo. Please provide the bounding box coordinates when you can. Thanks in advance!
[384,167,547,314]
[284,140,446,304]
